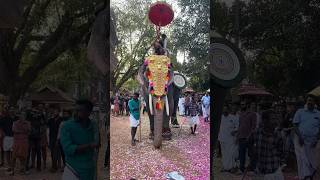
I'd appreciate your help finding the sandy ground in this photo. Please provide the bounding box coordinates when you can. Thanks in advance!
[110,114,210,180]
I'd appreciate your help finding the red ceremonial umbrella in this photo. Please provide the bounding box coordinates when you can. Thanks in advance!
[148,2,174,27]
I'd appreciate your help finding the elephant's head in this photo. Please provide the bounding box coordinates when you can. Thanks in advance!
[137,55,174,148]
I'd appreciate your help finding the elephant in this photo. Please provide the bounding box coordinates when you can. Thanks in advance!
[137,61,184,148]
[137,63,172,148]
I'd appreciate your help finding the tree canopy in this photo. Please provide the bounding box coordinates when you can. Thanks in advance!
[0,0,104,104]
[214,0,320,97]
[173,0,210,92]
[111,0,156,93]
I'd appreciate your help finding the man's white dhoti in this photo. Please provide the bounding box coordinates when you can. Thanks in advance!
[293,133,318,179]
[188,115,199,126]
[220,140,238,170]
[218,114,239,170]
[178,104,185,116]
[129,114,140,127]
[202,105,210,118]
[62,164,80,180]
[178,97,185,116]
[3,136,13,151]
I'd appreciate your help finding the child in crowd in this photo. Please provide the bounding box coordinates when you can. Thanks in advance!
[9,111,31,175]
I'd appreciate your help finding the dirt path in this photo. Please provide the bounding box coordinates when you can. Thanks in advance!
[110,114,210,180]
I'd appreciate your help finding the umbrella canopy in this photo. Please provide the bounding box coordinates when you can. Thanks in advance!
[238,84,272,96]
[308,86,320,97]
[148,2,174,27]
[183,87,194,93]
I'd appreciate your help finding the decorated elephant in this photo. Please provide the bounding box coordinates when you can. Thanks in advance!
[137,54,174,148]
[137,40,187,148]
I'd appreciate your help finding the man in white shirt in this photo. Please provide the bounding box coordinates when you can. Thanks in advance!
[218,105,239,172]
[201,92,210,122]
[178,95,185,116]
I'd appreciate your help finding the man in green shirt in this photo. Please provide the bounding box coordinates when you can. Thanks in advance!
[128,93,140,146]
[60,100,99,180]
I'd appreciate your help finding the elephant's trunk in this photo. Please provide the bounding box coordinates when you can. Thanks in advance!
[153,97,164,149]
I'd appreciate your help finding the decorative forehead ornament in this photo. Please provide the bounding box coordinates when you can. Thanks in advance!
[145,55,171,97]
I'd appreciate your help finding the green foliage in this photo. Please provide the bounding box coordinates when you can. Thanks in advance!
[241,0,320,96]
[214,0,320,97]
[112,0,210,92]
[32,48,95,92]
[0,0,104,104]
[122,78,139,93]
[173,0,210,92]
[212,1,233,37]
[111,0,156,92]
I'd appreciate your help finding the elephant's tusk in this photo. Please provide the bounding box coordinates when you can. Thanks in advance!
[149,94,153,115]
[165,95,169,116]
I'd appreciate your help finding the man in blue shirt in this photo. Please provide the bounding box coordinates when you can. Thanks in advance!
[293,95,320,180]
[201,92,210,122]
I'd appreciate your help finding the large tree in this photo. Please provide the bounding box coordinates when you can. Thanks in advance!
[0,0,102,104]
[173,0,210,92]
[240,0,320,96]
[213,0,320,97]
[111,0,156,93]
[111,0,182,93]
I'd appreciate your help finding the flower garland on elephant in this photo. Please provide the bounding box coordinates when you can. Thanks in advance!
[144,55,172,113]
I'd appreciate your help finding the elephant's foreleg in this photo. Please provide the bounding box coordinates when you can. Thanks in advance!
[162,113,172,140]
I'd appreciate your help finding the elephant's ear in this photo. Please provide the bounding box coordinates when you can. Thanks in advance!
[167,70,175,85]
[137,64,148,86]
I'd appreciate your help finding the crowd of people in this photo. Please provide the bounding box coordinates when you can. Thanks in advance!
[0,99,103,180]
[0,104,70,175]
[126,91,211,146]
[178,92,211,134]
[218,94,320,180]
[110,93,131,117]
[111,91,211,145]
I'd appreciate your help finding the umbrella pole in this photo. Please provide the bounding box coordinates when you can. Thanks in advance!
[139,103,143,142]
